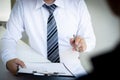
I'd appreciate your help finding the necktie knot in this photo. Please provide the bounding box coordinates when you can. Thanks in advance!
[43,4,57,14]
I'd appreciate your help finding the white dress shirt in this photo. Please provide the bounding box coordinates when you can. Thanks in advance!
[0,0,96,77]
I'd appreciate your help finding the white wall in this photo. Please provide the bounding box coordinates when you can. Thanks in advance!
[0,0,11,21]
[81,0,120,72]
[86,0,120,54]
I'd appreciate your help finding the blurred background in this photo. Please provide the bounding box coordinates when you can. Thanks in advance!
[0,0,120,73]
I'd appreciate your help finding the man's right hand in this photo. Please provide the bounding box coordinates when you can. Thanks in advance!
[6,58,26,75]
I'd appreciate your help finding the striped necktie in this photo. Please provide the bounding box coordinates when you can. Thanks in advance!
[43,4,60,63]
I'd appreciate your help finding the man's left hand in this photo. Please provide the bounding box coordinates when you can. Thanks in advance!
[70,36,87,52]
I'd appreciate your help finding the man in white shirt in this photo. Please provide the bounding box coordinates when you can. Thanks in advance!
[0,0,96,77]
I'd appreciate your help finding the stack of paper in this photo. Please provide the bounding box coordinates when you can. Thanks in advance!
[18,62,74,77]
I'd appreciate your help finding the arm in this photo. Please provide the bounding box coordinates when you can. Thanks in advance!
[0,0,25,75]
[70,0,96,52]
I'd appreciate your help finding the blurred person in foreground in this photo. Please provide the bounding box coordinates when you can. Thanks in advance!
[76,0,120,79]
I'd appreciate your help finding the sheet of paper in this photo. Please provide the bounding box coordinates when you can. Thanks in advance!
[18,62,73,76]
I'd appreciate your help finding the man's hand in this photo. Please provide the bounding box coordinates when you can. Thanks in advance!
[70,36,87,52]
[6,58,26,75]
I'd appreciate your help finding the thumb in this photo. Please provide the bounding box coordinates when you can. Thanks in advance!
[15,59,26,68]
[70,38,75,46]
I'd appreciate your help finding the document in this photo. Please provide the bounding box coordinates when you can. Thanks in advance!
[17,62,74,77]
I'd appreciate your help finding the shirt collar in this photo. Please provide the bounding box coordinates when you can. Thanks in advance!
[35,0,64,9]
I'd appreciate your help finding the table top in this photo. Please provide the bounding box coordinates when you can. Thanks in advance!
[0,61,75,80]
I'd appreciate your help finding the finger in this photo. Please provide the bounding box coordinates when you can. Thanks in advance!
[70,38,78,51]
[74,37,82,51]
[13,63,19,74]
[79,47,84,52]
[70,38,76,50]
[79,39,87,52]
[7,62,18,75]
[75,37,82,46]
[77,40,82,48]
[70,38,75,46]
[15,59,26,68]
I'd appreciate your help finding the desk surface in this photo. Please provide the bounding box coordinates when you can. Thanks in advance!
[0,60,75,80]
[0,26,76,80]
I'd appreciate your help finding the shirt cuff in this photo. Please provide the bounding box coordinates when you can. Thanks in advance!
[1,50,17,66]
[84,38,96,52]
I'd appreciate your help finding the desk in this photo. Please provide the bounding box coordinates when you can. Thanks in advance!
[0,59,75,80]
[0,61,75,80]
[0,26,76,80]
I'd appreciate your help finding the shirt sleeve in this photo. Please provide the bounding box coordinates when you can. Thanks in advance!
[0,0,24,65]
[78,0,96,52]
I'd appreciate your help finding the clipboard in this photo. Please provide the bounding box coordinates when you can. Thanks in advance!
[17,62,75,77]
